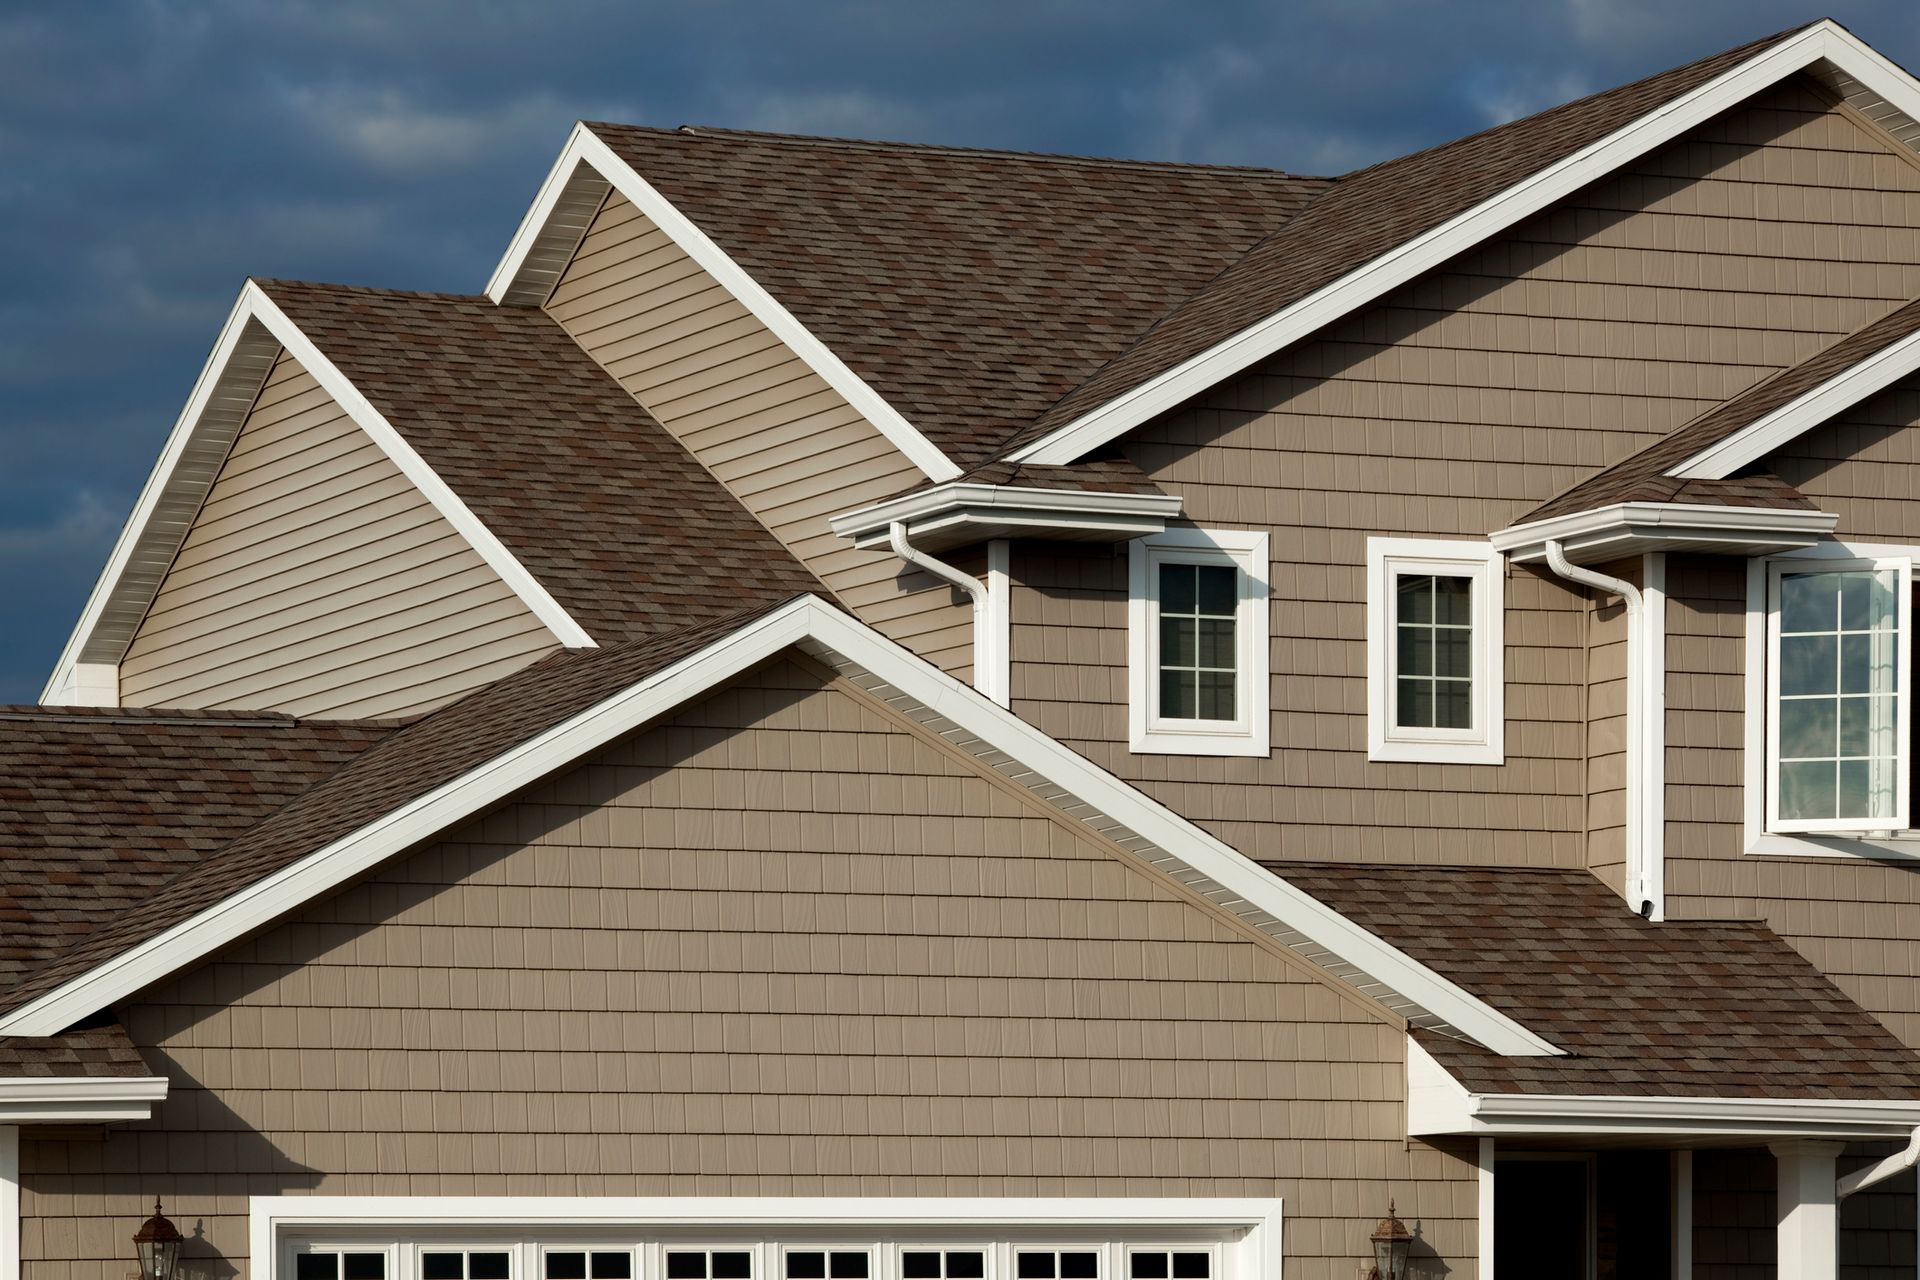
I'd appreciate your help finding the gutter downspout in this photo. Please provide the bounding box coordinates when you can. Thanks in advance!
[1543,540,1665,919]
[1837,1125,1920,1200]
[887,522,1009,706]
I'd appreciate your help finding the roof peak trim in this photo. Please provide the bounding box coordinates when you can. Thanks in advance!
[0,595,1558,1060]
[1009,20,1913,466]
[42,281,596,701]
[486,124,962,483]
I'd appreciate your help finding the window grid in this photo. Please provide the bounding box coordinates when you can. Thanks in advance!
[899,1248,987,1279]
[1156,561,1239,723]
[1392,572,1473,731]
[1126,1251,1213,1279]
[665,1250,753,1280]
[1775,568,1902,824]
[1014,1251,1099,1280]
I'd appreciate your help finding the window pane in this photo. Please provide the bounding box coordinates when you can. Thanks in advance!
[901,1258,940,1280]
[1781,760,1838,821]
[547,1256,587,1280]
[590,1258,631,1280]
[423,1257,464,1280]
[1398,676,1433,729]
[1161,616,1196,666]
[1160,563,1196,613]
[1396,623,1433,677]
[1130,1256,1169,1280]
[1433,575,1472,625]
[297,1258,338,1280]
[946,1255,985,1280]
[343,1257,386,1280]
[470,1256,510,1280]
[786,1255,826,1280]
[1197,617,1235,668]
[1434,626,1470,680]
[666,1257,707,1280]
[1170,1256,1210,1279]
[1017,1256,1056,1280]
[1780,634,1838,696]
[1197,670,1236,720]
[828,1256,867,1279]
[1161,669,1196,719]
[712,1256,752,1280]
[1398,574,1433,624]
[1435,679,1472,730]
[1780,699,1837,760]
[1781,573,1833,633]
[1060,1256,1098,1280]
[1195,564,1238,615]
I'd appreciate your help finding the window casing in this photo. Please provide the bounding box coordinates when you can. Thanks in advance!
[1127,529,1271,757]
[1366,538,1505,764]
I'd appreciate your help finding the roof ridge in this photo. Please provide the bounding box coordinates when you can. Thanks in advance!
[591,120,1332,180]
[252,277,491,305]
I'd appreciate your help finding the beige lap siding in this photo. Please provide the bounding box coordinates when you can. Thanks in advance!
[1012,77,1920,868]
[21,657,1476,1280]
[542,192,973,678]
[116,351,559,718]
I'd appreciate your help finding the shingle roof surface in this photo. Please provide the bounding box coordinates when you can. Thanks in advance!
[0,598,805,1023]
[995,22,1819,458]
[0,707,395,988]
[260,281,824,639]
[1524,295,1920,522]
[1274,861,1920,1098]
[0,1024,151,1078]
[589,124,1330,467]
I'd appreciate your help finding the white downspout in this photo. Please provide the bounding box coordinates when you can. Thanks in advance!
[886,522,1008,706]
[1837,1125,1920,1200]
[1543,540,1664,919]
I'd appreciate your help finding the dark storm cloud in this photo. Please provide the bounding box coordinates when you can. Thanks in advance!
[2,0,1916,697]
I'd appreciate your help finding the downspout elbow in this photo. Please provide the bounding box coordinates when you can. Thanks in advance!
[1543,539,1642,615]
[1838,1125,1920,1200]
[886,521,1005,705]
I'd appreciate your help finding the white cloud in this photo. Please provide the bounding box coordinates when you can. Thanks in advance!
[0,491,123,560]
[281,84,638,174]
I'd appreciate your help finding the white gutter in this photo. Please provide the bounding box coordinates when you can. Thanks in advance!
[0,1074,169,1123]
[1837,1126,1920,1200]
[1491,501,1836,565]
[887,522,1008,707]
[831,483,1182,552]
[1542,541,1664,918]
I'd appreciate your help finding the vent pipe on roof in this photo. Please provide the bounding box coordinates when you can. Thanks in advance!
[886,522,1010,707]
[1543,540,1666,920]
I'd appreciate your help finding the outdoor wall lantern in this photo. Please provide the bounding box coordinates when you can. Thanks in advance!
[133,1199,184,1280]
[1368,1200,1413,1280]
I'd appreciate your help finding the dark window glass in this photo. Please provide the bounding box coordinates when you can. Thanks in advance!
[342,1257,386,1280]
[547,1255,587,1280]
[297,1257,338,1280]
[1158,561,1239,722]
[423,1256,464,1280]
[1394,573,1473,730]
[470,1255,511,1280]
[711,1255,752,1280]
[901,1256,940,1280]
[786,1255,826,1280]
[1171,1255,1210,1279]
[591,1256,632,1280]
[1059,1255,1098,1280]
[828,1256,866,1279]
[945,1255,984,1280]
[666,1257,707,1280]
[1017,1256,1056,1280]
[1130,1256,1169,1280]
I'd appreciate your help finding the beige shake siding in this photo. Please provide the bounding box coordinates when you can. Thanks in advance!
[1012,76,1920,868]
[540,190,974,678]
[21,657,1474,1280]
[117,350,559,718]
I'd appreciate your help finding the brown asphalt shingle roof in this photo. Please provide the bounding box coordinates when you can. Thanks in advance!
[259,280,824,639]
[589,124,1330,468]
[0,1024,152,1078]
[0,598,805,1025]
[0,706,397,989]
[1275,861,1920,1099]
[1524,295,1920,523]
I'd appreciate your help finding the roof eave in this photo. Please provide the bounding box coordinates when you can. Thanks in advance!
[1491,502,1838,565]
[828,483,1184,552]
[0,1074,169,1124]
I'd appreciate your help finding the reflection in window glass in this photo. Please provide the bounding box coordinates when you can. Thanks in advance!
[1394,573,1473,730]
[1777,569,1901,823]
[900,1251,986,1279]
[1158,561,1239,721]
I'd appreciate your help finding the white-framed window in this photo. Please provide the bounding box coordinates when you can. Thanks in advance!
[665,1250,753,1280]
[778,1249,870,1279]
[1127,528,1271,756]
[420,1249,513,1280]
[1123,1250,1214,1279]
[899,1249,988,1279]
[1013,1250,1099,1279]
[294,1248,393,1280]
[541,1249,635,1280]
[1745,544,1917,852]
[1365,537,1505,764]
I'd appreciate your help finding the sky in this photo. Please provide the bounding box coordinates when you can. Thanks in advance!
[2,0,1918,702]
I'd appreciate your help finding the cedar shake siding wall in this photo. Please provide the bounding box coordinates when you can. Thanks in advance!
[19,657,1476,1280]
[540,191,973,678]
[117,350,559,718]
[1010,77,1920,867]
[1663,379,1920,1049]
[1690,1147,1914,1280]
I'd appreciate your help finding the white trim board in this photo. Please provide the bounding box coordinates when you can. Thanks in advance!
[42,280,596,702]
[0,1075,167,1124]
[1009,20,1920,466]
[0,594,1559,1060]
[487,124,960,483]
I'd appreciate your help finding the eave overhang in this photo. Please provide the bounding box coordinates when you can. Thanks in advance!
[0,1075,168,1124]
[829,483,1184,553]
[1491,501,1838,565]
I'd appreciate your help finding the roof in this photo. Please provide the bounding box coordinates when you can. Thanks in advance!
[1275,861,1920,1099]
[1525,294,1920,523]
[0,1024,151,1078]
[259,280,824,639]
[0,706,397,988]
[588,124,1330,468]
[994,21,1822,460]
[0,598,805,1025]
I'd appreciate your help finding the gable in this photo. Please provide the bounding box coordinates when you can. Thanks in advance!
[1761,369,1920,541]
[542,189,978,678]
[118,349,558,718]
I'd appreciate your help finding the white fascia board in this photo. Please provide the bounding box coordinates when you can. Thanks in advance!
[1,594,1555,1059]
[1409,1038,1920,1138]
[1011,20,1877,467]
[41,289,257,702]
[1491,502,1837,564]
[0,1075,167,1124]
[242,283,595,649]
[488,124,960,483]
[828,483,1184,549]
[1668,325,1920,480]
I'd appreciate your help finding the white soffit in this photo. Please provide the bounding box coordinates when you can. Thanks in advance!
[486,124,962,483]
[1009,20,1920,467]
[1491,502,1838,564]
[0,595,1557,1060]
[827,482,1184,552]
[41,281,596,701]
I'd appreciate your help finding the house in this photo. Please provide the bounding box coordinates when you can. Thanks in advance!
[17,13,1920,1278]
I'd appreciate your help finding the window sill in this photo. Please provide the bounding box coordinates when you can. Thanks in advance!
[1130,727,1269,757]
[1746,830,1920,861]
[1368,739,1504,766]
